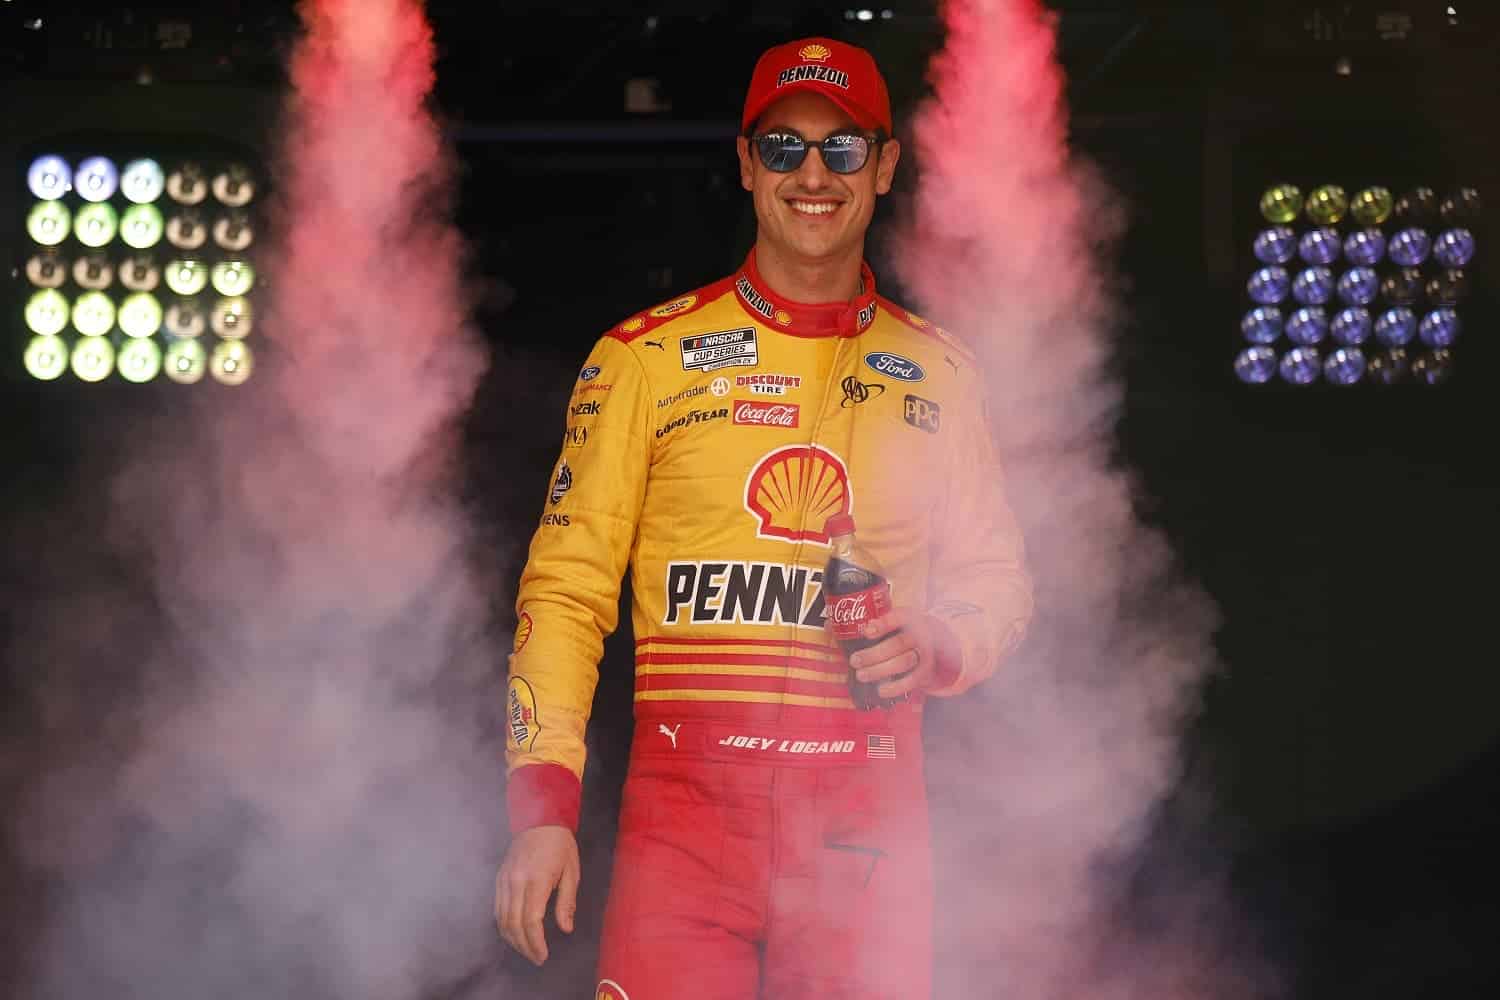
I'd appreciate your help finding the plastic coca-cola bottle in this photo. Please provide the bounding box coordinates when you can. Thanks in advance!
[823,513,907,710]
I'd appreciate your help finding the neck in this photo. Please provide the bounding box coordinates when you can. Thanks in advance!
[752,240,865,303]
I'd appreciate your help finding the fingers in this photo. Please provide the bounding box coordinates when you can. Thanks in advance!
[555,855,581,934]
[877,648,927,699]
[848,628,916,682]
[519,877,551,965]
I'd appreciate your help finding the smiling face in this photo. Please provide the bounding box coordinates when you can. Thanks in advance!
[736,91,901,273]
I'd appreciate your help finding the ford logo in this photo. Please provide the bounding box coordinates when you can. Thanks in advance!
[863,352,925,383]
[579,365,601,382]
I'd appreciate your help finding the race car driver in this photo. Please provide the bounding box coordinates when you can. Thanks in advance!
[494,36,1033,1000]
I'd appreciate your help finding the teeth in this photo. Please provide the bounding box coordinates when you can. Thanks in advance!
[790,200,838,216]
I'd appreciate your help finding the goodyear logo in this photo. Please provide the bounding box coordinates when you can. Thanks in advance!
[513,611,533,654]
[903,394,941,433]
[507,677,539,752]
[650,294,697,319]
[743,444,851,545]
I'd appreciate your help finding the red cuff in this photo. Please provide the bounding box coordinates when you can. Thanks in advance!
[507,763,581,834]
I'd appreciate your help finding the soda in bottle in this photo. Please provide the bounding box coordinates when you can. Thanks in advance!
[823,513,907,710]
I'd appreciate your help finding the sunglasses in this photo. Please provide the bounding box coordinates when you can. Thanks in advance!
[750,131,880,175]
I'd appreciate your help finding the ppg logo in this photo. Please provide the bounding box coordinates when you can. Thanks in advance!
[903,394,941,433]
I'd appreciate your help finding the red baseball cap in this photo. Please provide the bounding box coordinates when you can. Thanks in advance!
[741,37,892,136]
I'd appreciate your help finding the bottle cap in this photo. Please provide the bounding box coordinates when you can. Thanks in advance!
[824,513,856,537]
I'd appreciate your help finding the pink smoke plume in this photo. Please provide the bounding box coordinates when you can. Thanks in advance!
[17,1,512,997]
[894,2,1277,998]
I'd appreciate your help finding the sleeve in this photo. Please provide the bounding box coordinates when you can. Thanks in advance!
[924,372,1033,696]
[505,334,651,833]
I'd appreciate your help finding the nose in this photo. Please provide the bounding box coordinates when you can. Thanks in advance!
[795,144,835,190]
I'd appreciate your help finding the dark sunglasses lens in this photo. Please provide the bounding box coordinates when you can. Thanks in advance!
[757,135,806,172]
[821,135,870,174]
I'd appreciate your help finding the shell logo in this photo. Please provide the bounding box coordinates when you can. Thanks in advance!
[798,43,832,62]
[620,316,645,333]
[774,309,793,326]
[513,611,533,654]
[744,444,852,545]
[650,294,697,318]
[596,980,630,1000]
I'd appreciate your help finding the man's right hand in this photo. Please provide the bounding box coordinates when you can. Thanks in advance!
[494,825,581,966]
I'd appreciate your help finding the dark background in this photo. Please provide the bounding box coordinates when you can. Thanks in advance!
[2,2,1498,997]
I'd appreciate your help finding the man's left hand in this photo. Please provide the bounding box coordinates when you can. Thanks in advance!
[847,608,961,700]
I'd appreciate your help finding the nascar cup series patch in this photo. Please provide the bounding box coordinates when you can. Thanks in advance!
[680,327,758,372]
[508,677,539,752]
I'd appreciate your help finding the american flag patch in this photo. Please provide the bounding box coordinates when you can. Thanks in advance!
[866,734,896,759]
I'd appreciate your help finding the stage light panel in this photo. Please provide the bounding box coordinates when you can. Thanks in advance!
[166,210,208,250]
[165,259,209,296]
[71,291,116,337]
[119,293,164,338]
[117,337,163,383]
[1336,267,1379,306]
[210,339,253,385]
[1298,227,1341,265]
[119,254,161,292]
[1432,229,1475,268]
[121,158,165,204]
[1367,348,1408,384]
[1380,268,1423,306]
[1242,306,1281,344]
[1426,269,1468,304]
[211,297,252,339]
[167,163,208,205]
[25,334,68,380]
[27,155,71,200]
[1286,306,1328,346]
[1439,187,1480,224]
[1418,308,1459,348]
[1350,186,1394,226]
[27,200,71,246]
[120,203,165,249]
[25,289,70,336]
[211,164,255,207]
[1292,266,1334,306]
[1323,346,1365,385]
[213,212,254,252]
[1330,307,1372,346]
[1388,227,1433,267]
[1411,349,1453,384]
[74,157,119,202]
[1260,184,1302,224]
[165,299,206,339]
[1248,266,1290,305]
[1279,346,1320,384]
[70,336,115,382]
[26,250,68,289]
[73,254,114,290]
[1343,229,1386,266]
[1393,187,1438,225]
[211,260,255,297]
[1374,307,1417,346]
[1235,345,1278,384]
[1254,226,1297,264]
[1305,185,1348,225]
[165,338,207,383]
[73,201,119,248]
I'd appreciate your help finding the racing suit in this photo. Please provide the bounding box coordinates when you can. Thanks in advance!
[505,248,1032,1000]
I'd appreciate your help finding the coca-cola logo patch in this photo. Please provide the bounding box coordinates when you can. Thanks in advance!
[733,400,800,428]
[827,582,894,641]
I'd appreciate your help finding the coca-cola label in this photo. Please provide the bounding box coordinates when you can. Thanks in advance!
[733,399,800,428]
[827,582,893,641]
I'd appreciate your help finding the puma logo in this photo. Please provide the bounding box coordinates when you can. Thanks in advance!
[944,354,960,375]
[644,338,664,350]
[657,723,681,749]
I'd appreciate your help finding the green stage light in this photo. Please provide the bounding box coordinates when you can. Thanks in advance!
[72,291,116,337]
[25,289,70,336]
[121,158,166,204]
[1350,186,1394,226]
[120,203,165,249]
[71,336,115,382]
[74,202,119,248]
[210,339,253,385]
[27,201,71,246]
[119,293,164,338]
[165,338,207,383]
[165,259,209,296]
[211,260,255,297]
[1305,184,1348,225]
[1259,184,1302,224]
[211,296,252,338]
[25,334,69,380]
[117,337,163,383]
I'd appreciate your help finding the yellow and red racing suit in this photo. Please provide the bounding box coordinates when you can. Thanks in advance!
[505,248,1032,833]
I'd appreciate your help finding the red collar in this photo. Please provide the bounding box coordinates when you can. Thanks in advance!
[732,248,879,338]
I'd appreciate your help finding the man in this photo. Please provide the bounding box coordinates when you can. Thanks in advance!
[495,36,1032,1000]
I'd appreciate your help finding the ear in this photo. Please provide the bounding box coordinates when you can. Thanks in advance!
[874,137,901,196]
[736,136,755,192]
